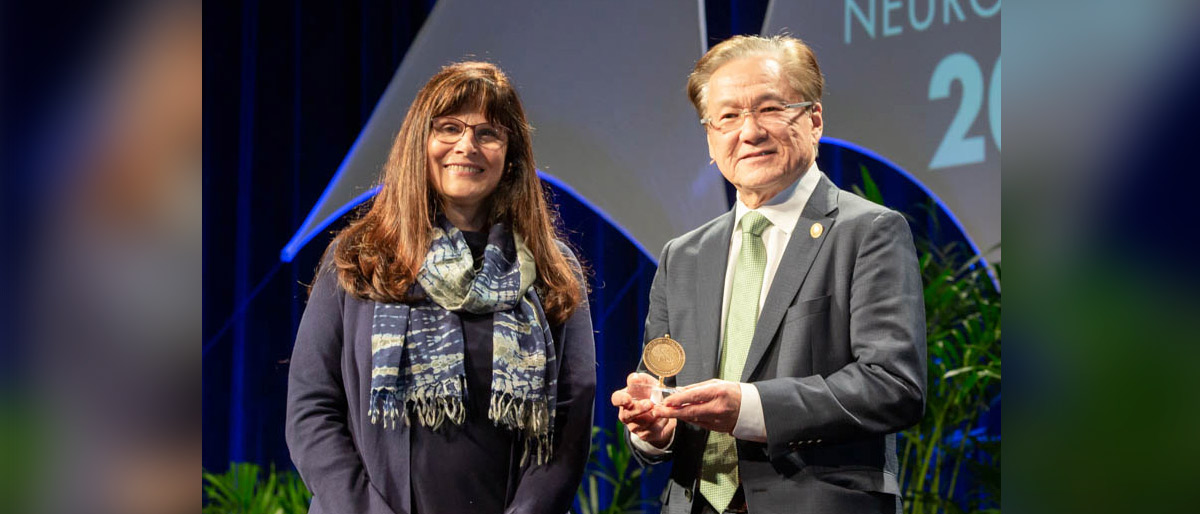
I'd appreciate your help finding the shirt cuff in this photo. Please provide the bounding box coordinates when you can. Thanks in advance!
[630,430,675,455]
[731,382,767,443]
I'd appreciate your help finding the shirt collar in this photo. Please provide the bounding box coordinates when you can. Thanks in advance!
[734,162,821,235]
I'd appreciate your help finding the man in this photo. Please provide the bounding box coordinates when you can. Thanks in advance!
[611,35,926,514]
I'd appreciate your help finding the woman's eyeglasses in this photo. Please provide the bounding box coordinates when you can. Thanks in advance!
[430,117,509,149]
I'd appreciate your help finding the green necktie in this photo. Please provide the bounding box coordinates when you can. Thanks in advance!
[700,211,772,512]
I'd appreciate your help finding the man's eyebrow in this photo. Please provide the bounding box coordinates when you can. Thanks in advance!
[711,92,788,109]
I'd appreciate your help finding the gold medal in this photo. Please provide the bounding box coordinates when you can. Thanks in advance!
[643,333,686,388]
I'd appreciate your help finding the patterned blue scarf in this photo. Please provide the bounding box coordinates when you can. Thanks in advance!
[368,218,557,465]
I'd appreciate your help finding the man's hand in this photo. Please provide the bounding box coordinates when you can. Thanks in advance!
[653,379,742,434]
[611,373,676,449]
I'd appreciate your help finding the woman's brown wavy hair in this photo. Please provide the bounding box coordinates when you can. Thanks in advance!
[326,61,584,324]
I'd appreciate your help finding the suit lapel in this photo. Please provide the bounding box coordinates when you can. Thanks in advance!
[740,174,840,382]
[693,209,734,382]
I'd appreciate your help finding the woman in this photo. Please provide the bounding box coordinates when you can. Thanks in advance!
[286,61,596,514]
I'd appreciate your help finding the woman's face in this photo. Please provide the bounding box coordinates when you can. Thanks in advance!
[426,108,508,219]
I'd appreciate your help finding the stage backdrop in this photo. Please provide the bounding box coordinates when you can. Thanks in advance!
[765,0,1001,259]
[282,0,728,263]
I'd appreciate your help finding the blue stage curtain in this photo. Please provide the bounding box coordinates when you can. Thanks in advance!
[203,0,437,471]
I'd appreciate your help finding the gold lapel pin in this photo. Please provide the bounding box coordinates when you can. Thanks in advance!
[810,222,823,238]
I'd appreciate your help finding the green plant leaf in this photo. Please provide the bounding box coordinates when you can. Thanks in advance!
[856,164,886,206]
[203,463,312,514]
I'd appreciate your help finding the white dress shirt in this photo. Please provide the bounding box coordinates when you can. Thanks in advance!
[632,164,821,454]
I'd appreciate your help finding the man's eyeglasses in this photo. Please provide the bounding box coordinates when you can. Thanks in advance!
[430,117,509,149]
[700,101,813,134]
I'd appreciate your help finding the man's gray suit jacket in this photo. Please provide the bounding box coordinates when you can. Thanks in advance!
[633,172,927,514]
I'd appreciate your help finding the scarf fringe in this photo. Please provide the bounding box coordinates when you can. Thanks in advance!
[490,391,553,465]
[368,386,552,465]
[521,431,553,467]
[368,388,402,429]
[369,377,468,430]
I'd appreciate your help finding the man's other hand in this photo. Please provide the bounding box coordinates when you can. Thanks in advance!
[654,379,742,434]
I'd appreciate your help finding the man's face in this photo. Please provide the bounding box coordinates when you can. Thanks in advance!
[705,55,823,206]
